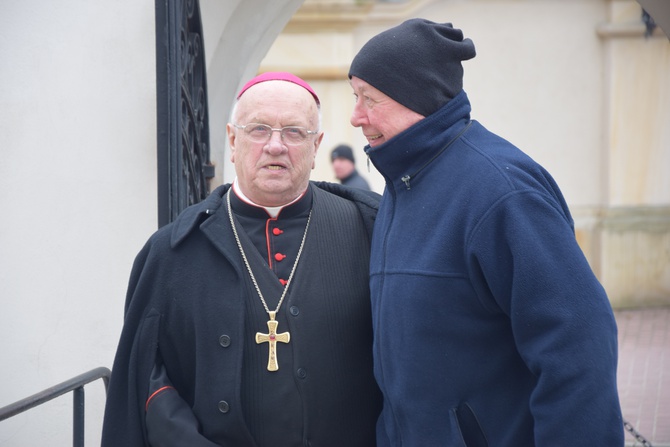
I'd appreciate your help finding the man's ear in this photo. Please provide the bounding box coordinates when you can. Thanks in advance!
[226,123,236,163]
[311,131,324,169]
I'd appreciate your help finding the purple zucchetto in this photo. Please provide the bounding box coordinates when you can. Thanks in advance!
[238,71,320,106]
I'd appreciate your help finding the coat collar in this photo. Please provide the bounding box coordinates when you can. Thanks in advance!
[365,90,472,191]
[170,184,230,248]
[169,182,381,249]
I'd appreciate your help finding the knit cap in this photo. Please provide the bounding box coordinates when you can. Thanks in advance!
[349,19,476,117]
[331,144,355,163]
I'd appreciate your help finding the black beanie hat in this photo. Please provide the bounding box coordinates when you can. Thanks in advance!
[349,19,476,117]
[331,144,355,163]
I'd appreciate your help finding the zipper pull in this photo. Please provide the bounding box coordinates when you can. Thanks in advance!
[401,175,411,190]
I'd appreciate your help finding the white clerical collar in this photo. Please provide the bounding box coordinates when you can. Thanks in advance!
[231,178,305,218]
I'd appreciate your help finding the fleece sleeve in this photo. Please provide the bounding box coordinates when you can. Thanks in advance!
[470,190,624,446]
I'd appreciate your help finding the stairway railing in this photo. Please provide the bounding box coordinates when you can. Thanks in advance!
[0,366,111,447]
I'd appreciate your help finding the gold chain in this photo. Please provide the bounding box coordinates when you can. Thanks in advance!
[226,190,311,315]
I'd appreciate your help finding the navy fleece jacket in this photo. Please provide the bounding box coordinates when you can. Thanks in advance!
[366,91,623,446]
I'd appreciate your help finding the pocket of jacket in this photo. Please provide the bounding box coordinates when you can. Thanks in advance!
[454,402,488,447]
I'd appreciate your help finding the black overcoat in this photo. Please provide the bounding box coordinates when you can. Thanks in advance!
[101,182,382,446]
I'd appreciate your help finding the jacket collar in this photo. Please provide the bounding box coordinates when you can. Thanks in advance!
[365,90,472,191]
[169,181,381,248]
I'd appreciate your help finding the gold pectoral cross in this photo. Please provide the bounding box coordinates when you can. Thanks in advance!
[255,311,290,371]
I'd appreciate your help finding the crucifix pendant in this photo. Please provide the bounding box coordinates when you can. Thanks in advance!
[255,311,290,371]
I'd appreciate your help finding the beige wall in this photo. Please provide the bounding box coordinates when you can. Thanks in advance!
[597,1,670,307]
[261,0,670,308]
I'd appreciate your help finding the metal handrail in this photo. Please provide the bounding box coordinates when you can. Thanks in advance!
[0,366,111,447]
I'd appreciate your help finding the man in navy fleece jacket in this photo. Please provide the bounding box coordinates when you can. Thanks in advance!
[348,18,623,447]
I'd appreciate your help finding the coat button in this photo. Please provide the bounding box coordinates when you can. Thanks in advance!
[274,253,286,262]
[219,335,231,347]
[296,368,307,379]
[289,306,299,316]
[218,400,230,413]
[272,228,283,236]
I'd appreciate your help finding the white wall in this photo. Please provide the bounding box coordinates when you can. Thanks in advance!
[0,1,158,445]
[0,0,305,444]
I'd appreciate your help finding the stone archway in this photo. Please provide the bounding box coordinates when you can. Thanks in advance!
[201,0,305,188]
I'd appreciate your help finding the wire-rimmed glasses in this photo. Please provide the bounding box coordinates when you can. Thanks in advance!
[233,123,319,146]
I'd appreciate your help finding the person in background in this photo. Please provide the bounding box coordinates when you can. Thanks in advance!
[101,71,381,447]
[349,18,623,446]
[330,143,371,190]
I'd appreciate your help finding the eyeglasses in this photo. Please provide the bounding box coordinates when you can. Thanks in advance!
[233,123,319,145]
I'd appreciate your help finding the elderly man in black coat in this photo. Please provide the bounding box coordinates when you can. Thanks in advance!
[101,72,382,446]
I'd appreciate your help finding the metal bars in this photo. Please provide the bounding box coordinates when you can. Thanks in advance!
[0,367,111,447]
[155,0,213,227]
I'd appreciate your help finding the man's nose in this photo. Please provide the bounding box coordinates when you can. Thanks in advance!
[350,103,366,128]
[265,130,286,153]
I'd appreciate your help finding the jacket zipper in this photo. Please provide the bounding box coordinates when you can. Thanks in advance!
[400,121,472,190]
